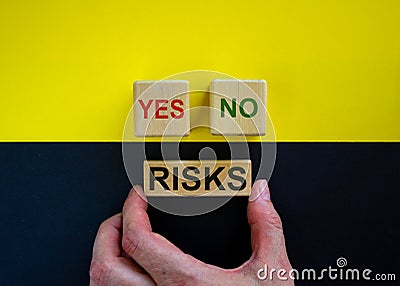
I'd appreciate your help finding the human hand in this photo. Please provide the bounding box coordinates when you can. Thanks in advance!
[89,180,294,285]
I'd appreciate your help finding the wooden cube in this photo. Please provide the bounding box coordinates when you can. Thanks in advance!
[209,79,266,135]
[134,80,190,137]
[143,160,252,196]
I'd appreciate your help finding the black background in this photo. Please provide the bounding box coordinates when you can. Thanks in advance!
[0,143,399,285]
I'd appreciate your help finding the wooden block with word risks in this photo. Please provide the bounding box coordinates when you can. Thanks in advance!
[144,160,251,196]
[134,80,190,137]
[209,79,266,136]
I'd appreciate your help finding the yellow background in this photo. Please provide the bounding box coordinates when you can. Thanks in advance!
[0,0,399,142]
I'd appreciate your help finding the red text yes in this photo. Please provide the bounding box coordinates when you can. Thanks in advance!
[138,99,184,119]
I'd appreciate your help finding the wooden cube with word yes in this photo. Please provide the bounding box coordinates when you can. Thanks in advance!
[209,79,266,135]
[134,80,190,137]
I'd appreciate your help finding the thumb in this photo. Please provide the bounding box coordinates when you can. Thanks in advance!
[247,180,288,263]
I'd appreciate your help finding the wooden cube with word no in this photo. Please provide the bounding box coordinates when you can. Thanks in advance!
[209,79,266,136]
[134,80,190,137]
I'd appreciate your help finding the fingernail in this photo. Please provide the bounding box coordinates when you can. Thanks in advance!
[128,185,140,197]
[249,179,271,201]
[130,185,147,202]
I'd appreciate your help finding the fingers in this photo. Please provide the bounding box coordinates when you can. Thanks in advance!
[121,186,199,281]
[90,258,156,286]
[92,213,123,260]
[90,213,156,286]
[247,180,289,264]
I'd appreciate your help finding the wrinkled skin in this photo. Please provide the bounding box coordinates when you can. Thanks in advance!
[89,180,294,285]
